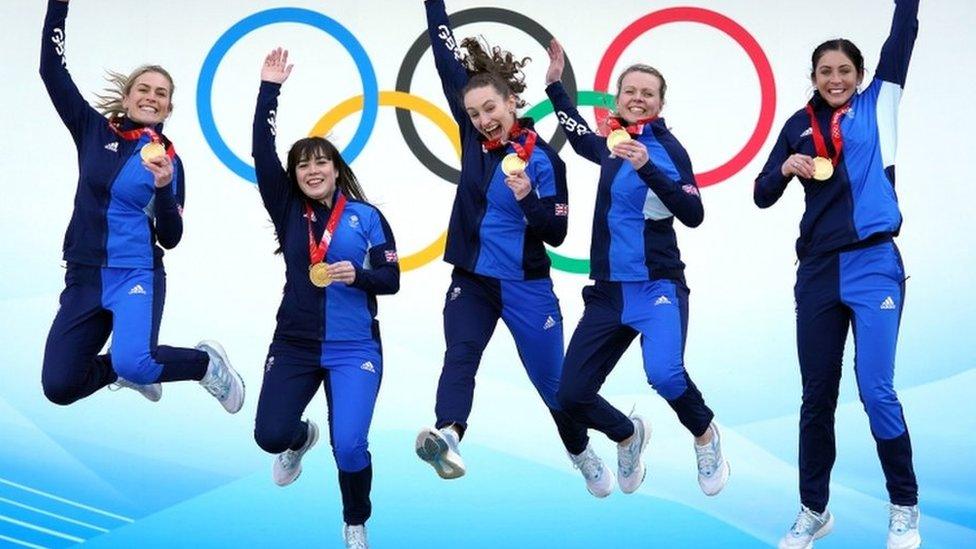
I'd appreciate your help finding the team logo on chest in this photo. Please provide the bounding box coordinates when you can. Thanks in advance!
[348,214,360,229]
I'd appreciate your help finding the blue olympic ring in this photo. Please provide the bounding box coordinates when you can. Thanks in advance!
[197,8,379,183]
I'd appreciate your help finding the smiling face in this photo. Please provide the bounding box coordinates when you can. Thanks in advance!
[463,84,518,142]
[294,151,337,204]
[122,71,173,125]
[615,68,665,124]
[812,49,864,108]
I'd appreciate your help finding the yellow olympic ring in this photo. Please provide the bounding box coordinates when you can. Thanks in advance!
[309,91,458,272]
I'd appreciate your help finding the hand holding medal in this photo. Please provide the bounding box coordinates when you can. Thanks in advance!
[326,261,357,285]
[500,129,537,200]
[306,195,348,288]
[803,102,851,182]
[504,170,532,200]
[782,154,816,179]
[612,139,649,169]
[141,148,173,188]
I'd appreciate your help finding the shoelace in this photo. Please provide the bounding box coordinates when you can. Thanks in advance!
[791,508,821,535]
[573,452,603,481]
[278,448,299,470]
[696,441,717,477]
[618,433,640,478]
[889,505,914,534]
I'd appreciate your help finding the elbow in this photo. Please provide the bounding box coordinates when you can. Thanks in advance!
[683,209,704,229]
[158,228,183,249]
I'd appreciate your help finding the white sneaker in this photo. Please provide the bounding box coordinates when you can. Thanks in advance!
[196,340,244,414]
[343,523,368,549]
[617,415,651,494]
[695,422,730,496]
[108,376,161,402]
[273,420,319,487]
[887,504,921,549]
[415,426,465,479]
[778,506,834,549]
[569,445,615,498]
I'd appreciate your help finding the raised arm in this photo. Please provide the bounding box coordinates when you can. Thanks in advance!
[424,0,471,124]
[350,209,401,295]
[252,48,294,228]
[875,0,920,88]
[40,0,100,145]
[545,40,605,165]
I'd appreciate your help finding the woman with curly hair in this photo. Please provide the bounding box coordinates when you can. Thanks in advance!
[413,0,605,497]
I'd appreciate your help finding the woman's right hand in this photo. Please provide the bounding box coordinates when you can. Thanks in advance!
[782,154,816,179]
[545,38,565,85]
[261,47,293,84]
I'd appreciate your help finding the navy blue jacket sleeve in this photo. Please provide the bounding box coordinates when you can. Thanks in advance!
[154,156,185,249]
[518,150,568,246]
[637,140,704,228]
[40,0,100,146]
[754,122,793,209]
[425,0,474,132]
[545,81,605,165]
[351,208,400,295]
[252,81,293,233]
[876,0,919,87]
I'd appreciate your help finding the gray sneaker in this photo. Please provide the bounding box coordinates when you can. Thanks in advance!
[617,415,651,494]
[887,504,921,549]
[695,422,730,496]
[569,444,614,498]
[108,376,161,402]
[415,426,465,479]
[273,420,319,487]
[196,340,244,414]
[778,506,834,549]
[343,523,368,549]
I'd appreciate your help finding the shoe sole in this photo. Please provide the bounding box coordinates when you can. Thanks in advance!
[700,459,731,496]
[620,417,652,494]
[415,428,465,480]
[274,421,320,487]
[198,340,246,414]
[587,471,615,499]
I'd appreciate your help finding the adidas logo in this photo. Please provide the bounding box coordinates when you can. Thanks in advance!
[880,296,896,310]
[128,284,146,296]
[543,315,557,330]
[800,127,813,137]
[360,361,376,373]
[265,356,275,372]
[654,295,672,306]
[104,141,119,152]
[449,287,461,301]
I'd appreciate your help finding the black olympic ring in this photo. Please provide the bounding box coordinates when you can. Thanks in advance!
[395,7,579,184]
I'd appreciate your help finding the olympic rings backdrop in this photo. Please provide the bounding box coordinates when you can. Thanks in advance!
[3,1,975,547]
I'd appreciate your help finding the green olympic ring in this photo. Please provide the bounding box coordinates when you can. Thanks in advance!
[526,90,615,275]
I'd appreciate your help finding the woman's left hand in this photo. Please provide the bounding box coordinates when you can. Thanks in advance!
[505,170,532,200]
[612,139,649,169]
[327,261,357,285]
[143,155,173,188]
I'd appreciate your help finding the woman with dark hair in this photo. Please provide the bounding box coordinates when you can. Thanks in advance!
[39,0,243,412]
[753,2,921,547]
[545,40,728,498]
[412,0,602,496]
[251,48,399,549]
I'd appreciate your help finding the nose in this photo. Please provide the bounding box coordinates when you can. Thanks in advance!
[478,113,492,129]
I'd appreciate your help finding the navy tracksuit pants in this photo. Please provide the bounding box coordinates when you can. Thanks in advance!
[434,268,588,455]
[795,240,917,512]
[254,338,382,525]
[42,264,209,404]
[558,279,714,443]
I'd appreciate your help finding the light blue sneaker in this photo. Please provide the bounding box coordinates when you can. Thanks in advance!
[887,504,921,549]
[695,422,730,496]
[273,420,319,487]
[343,523,368,549]
[196,340,244,414]
[778,506,834,549]
[108,376,161,402]
[415,426,465,479]
[569,445,615,498]
[617,415,651,494]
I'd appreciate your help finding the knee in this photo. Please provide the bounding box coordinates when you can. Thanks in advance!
[254,424,294,455]
[42,375,80,406]
[332,440,369,472]
[113,352,160,385]
[646,365,686,401]
[443,341,485,366]
[556,384,589,415]
[860,384,899,416]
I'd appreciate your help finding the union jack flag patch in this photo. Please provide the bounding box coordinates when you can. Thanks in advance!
[554,203,569,216]
[385,250,399,263]
[682,184,700,197]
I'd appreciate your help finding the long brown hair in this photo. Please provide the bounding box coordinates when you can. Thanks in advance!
[286,137,367,203]
[458,36,530,108]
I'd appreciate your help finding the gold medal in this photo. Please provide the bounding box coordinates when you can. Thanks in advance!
[140,142,166,162]
[606,129,632,151]
[813,157,834,181]
[309,262,332,288]
[501,153,527,176]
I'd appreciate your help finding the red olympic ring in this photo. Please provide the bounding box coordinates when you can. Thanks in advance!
[593,7,777,188]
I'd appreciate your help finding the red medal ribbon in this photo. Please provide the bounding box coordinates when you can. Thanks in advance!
[483,121,525,151]
[305,193,348,265]
[109,118,176,159]
[509,129,538,162]
[805,103,850,167]
[607,116,656,136]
